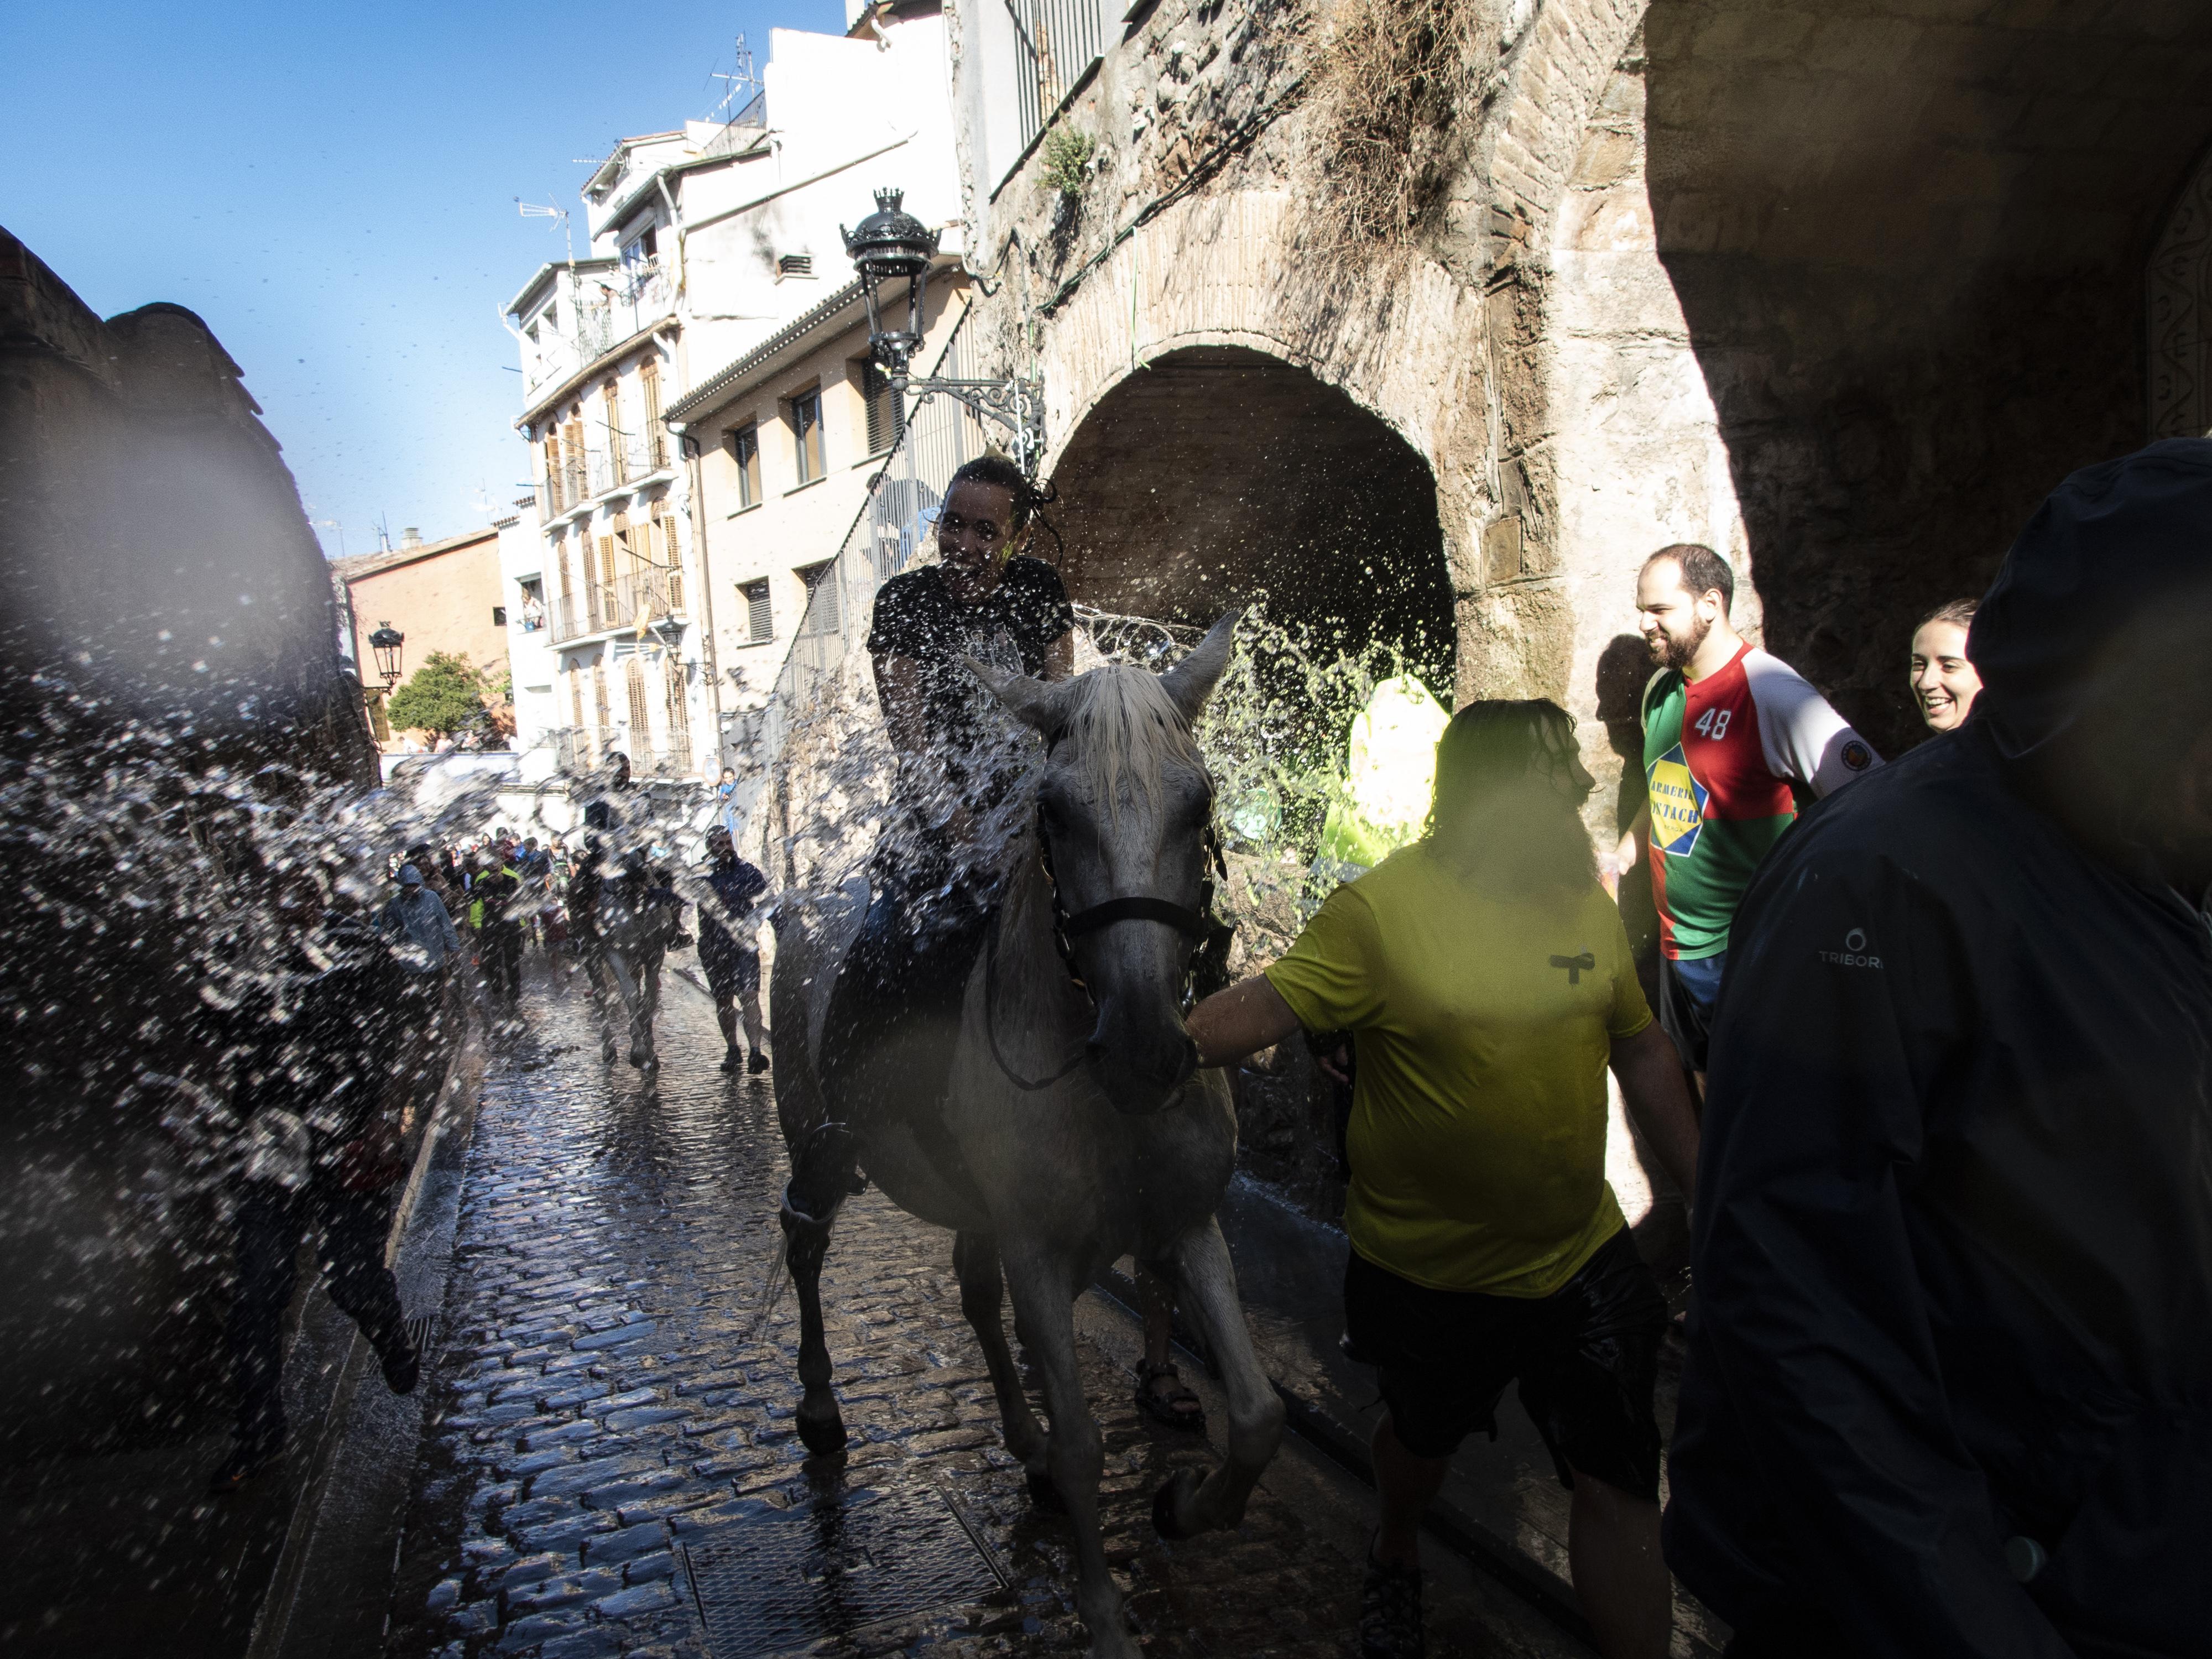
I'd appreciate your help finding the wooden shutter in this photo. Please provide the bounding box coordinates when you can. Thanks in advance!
[862,362,903,454]
[597,535,617,627]
[592,658,610,727]
[658,514,684,613]
[641,359,666,468]
[625,655,651,744]
[544,434,563,512]
[798,561,840,637]
[606,378,627,484]
[569,661,585,729]
[661,656,691,770]
[745,580,772,643]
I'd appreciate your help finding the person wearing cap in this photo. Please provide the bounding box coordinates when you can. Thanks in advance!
[377,862,463,973]
[1664,440,2212,1657]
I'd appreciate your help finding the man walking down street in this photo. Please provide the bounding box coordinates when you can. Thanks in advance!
[377,862,464,1093]
[469,848,525,1013]
[696,826,769,1074]
[1665,441,2212,1657]
[212,900,420,1492]
[1187,701,1703,1659]
[1616,545,1881,1085]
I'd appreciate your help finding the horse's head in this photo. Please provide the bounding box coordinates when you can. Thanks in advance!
[969,612,1240,1117]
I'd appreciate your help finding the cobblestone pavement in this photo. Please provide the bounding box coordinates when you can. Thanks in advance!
[384,961,1580,1659]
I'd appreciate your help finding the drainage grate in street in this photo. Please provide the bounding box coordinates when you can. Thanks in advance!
[681,1480,1008,1659]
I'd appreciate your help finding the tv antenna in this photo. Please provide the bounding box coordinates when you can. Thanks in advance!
[517,196,576,269]
[706,35,763,130]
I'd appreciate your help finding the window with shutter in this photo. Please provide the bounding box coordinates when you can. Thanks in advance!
[598,535,618,627]
[656,514,685,613]
[570,661,585,731]
[860,361,904,455]
[582,537,603,630]
[592,658,610,728]
[743,580,772,644]
[544,434,564,512]
[728,424,761,508]
[662,656,691,771]
[641,359,666,469]
[606,379,628,485]
[562,416,586,504]
[790,390,825,484]
[796,561,840,637]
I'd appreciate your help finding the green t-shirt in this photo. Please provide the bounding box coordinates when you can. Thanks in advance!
[1265,844,1652,1297]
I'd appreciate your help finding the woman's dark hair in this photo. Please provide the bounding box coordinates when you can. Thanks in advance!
[1917,597,1979,632]
[1425,699,1596,889]
[946,452,1063,560]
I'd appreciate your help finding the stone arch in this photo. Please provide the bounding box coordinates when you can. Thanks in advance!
[1048,343,1457,697]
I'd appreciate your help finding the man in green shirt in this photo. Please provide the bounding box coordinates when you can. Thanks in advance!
[1190,701,1700,1659]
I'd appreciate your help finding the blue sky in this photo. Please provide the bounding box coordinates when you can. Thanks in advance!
[3,0,840,561]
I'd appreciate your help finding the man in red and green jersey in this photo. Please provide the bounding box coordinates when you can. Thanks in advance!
[1617,545,1881,1081]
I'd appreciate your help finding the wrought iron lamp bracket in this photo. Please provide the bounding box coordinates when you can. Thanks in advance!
[890,371,1045,477]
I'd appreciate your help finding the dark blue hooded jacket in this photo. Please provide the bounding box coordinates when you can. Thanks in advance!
[1663,440,2212,1657]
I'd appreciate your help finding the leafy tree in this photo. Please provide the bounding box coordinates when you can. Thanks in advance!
[385,651,491,740]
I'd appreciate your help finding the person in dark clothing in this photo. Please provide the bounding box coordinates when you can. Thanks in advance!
[212,906,420,1494]
[696,826,769,1073]
[469,851,525,1009]
[1663,439,2212,1658]
[800,455,1074,1211]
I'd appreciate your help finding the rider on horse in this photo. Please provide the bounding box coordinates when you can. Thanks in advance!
[797,454,1073,1214]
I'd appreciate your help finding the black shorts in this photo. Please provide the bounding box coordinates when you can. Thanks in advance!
[1342,1228,1668,1500]
[702,946,759,999]
[1656,948,1726,1073]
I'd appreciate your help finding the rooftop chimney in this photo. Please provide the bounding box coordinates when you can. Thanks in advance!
[400,526,421,548]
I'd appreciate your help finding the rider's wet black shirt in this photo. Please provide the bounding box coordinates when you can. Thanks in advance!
[868,556,1073,747]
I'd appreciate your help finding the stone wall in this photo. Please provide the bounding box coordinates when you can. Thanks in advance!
[0,230,377,1455]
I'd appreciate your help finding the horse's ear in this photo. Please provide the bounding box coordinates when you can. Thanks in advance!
[1161,609,1241,723]
[964,656,1061,735]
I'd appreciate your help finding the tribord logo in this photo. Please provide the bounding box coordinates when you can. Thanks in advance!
[1820,927,1882,968]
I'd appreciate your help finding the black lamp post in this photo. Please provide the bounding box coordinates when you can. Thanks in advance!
[842,187,1044,474]
[369,622,405,688]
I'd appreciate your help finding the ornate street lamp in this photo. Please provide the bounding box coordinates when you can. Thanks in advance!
[368,622,405,688]
[842,187,1044,474]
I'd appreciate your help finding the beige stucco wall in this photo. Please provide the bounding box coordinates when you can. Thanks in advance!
[690,279,969,714]
[343,530,508,742]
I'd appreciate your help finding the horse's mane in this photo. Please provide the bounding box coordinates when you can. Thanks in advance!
[1055,664,1207,821]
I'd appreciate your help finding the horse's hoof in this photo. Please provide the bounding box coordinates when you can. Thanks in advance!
[1026,1466,1066,1512]
[1150,1466,1206,1540]
[796,1411,848,1457]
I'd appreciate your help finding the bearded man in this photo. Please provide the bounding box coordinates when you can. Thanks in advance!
[1614,545,1881,1086]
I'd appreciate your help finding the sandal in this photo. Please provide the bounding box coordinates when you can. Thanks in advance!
[1133,1360,1207,1432]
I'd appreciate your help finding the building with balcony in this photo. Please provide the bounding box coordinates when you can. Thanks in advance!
[501,0,963,781]
[331,524,507,750]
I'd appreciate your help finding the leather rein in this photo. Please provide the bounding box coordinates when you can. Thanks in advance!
[984,806,1233,1093]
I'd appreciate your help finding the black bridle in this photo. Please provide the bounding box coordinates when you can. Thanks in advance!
[984,805,1234,1092]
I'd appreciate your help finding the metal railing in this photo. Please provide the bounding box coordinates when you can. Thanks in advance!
[724,317,987,833]
[524,267,675,397]
[552,725,692,779]
[538,433,672,518]
[551,570,688,645]
[1007,0,1107,150]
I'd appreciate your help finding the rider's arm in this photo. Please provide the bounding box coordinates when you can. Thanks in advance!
[1038,630,1074,682]
[1611,1021,1698,1206]
[1187,975,1301,1070]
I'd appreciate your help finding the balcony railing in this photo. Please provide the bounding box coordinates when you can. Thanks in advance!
[539,431,671,517]
[551,569,687,645]
[521,264,676,395]
[1007,0,1107,150]
[550,726,695,780]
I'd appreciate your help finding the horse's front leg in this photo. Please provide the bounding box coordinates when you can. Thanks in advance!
[778,1203,847,1457]
[951,1233,1047,1495]
[1001,1246,1138,1659]
[1151,1215,1286,1538]
[632,946,664,1068]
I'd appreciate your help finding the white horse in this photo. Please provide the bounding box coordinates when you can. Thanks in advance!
[769,613,1285,1658]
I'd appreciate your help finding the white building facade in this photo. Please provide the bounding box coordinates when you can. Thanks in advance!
[500,0,964,781]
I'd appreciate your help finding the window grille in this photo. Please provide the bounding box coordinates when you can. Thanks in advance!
[862,361,905,455]
[743,580,773,643]
[796,561,840,638]
[1006,0,1107,151]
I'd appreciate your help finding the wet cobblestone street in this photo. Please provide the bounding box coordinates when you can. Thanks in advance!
[382,961,1564,1659]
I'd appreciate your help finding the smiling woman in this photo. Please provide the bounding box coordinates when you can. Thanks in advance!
[1909,598,1983,733]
